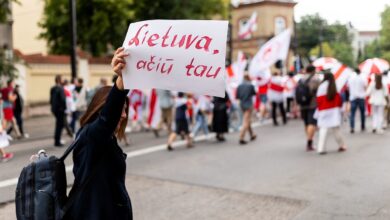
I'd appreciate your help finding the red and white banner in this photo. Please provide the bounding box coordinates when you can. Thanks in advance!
[238,12,257,40]
[226,50,247,86]
[128,89,143,121]
[249,29,291,77]
[330,64,353,92]
[147,89,161,129]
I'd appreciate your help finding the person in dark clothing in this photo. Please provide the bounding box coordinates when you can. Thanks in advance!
[8,85,28,138]
[166,92,193,150]
[64,47,132,220]
[50,75,67,147]
[212,92,230,141]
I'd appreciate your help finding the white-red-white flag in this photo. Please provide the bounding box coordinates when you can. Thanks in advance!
[147,89,161,129]
[238,12,257,40]
[249,29,291,77]
[330,64,353,92]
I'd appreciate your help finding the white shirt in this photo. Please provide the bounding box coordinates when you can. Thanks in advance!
[348,73,367,101]
[366,82,389,106]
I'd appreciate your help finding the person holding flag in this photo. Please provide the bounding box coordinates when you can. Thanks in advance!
[315,72,347,155]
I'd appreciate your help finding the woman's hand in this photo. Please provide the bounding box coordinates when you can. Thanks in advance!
[111,47,129,77]
[111,47,129,90]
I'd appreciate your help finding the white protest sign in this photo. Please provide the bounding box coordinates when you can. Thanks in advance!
[122,20,228,97]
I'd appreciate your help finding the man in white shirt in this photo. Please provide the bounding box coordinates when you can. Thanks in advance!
[348,69,367,133]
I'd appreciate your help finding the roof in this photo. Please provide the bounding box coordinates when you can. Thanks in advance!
[14,49,112,65]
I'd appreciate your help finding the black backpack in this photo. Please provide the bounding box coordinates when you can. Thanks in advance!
[15,134,90,220]
[295,74,314,106]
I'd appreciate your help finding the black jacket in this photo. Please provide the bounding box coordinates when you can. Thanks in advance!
[65,84,132,220]
[50,85,66,114]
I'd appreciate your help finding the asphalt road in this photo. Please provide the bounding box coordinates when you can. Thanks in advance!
[1,117,390,219]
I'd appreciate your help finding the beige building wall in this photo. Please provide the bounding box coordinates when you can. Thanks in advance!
[232,1,296,65]
[12,0,47,54]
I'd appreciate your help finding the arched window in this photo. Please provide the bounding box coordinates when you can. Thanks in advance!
[274,16,286,35]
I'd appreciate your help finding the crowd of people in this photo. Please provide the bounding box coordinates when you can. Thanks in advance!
[1,63,390,162]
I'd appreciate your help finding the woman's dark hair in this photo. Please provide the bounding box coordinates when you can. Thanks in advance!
[79,86,129,141]
[323,72,337,100]
[375,74,383,90]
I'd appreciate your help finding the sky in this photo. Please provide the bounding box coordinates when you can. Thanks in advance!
[294,0,389,31]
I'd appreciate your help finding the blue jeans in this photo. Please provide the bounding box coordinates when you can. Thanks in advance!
[192,113,209,137]
[350,98,365,130]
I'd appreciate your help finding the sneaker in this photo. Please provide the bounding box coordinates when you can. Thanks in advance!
[318,151,327,155]
[250,135,257,141]
[23,133,30,138]
[338,146,347,152]
[350,129,354,134]
[2,153,14,162]
[306,146,315,152]
[239,140,247,145]
[167,145,173,151]
[377,129,384,134]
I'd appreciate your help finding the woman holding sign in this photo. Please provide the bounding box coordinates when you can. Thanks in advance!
[64,47,132,220]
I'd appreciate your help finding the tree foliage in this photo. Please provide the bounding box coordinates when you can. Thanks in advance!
[0,0,19,78]
[39,0,132,56]
[379,5,390,61]
[296,14,354,66]
[131,0,226,21]
[39,0,227,56]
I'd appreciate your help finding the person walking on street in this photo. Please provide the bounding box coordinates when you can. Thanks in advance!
[268,71,287,126]
[155,89,174,137]
[284,71,297,118]
[295,65,321,151]
[366,74,389,134]
[166,92,193,150]
[1,79,21,138]
[212,92,230,142]
[71,78,88,133]
[9,85,28,138]
[237,74,257,145]
[0,95,13,162]
[63,47,132,219]
[50,75,67,147]
[315,72,347,155]
[348,68,367,133]
[191,95,211,138]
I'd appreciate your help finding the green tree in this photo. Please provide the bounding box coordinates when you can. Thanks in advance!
[379,5,390,61]
[309,42,334,57]
[131,0,226,21]
[0,0,19,79]
[39,0,132,56]
[39,0,226,56]
[364,39,382,60]
[296,14,354,66]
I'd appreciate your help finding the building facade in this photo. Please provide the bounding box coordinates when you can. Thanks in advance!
[231,0,296,67]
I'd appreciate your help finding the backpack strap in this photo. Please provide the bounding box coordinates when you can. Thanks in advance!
[59,128,84,161]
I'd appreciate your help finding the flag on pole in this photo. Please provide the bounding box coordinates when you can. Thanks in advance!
[238,12,258,40]
[330,64,353,92]
[147,89,161,129]
[249,29,291,77]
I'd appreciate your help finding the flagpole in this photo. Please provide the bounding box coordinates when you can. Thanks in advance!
[227,2,233,67]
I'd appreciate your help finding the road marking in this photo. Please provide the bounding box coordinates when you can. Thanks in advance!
[0,120,271,189]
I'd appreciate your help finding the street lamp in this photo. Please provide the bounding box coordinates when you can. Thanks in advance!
[69,0,77,81]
